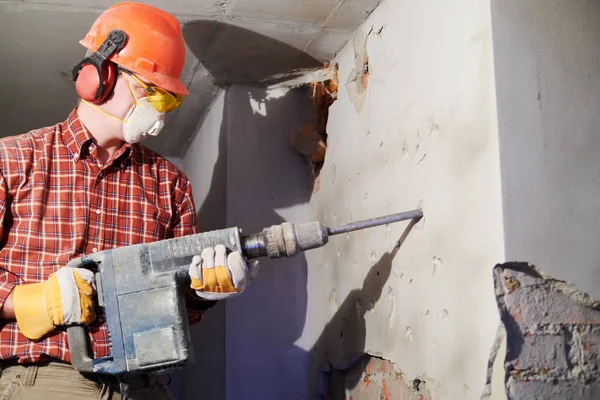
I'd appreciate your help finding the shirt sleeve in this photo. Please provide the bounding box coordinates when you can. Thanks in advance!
[0,170,16,309]
[172,177,217,325]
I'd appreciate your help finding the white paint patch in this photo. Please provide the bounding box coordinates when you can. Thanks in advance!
[405,326,413,342]
[387,286,396,328]
[265,86,291,101]
[264,67,338,101]
[432,256,444,277]
[248,95,267,116]
[329,290,338,315]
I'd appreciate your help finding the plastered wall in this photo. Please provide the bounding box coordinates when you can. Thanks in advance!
[176,90,228,400]
[176,0,600,398]
[299,1,505,398]
[491,0,600,299]
[223,85,315,400]
[181,85,317,399]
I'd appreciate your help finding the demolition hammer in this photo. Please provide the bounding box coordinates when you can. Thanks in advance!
[65,209,423,380]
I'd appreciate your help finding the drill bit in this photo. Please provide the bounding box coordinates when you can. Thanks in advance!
[242,209,424,259]
[326,209,423,236]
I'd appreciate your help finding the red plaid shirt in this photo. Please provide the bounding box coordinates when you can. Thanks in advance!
[0,108,208,364]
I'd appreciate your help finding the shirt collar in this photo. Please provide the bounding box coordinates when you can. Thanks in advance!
[62,108,133,164]
[62,108,93,162]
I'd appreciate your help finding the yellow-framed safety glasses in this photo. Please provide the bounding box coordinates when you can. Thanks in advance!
[121,69,184,113]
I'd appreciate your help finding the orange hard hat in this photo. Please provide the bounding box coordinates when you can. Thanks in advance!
[79,2,188,96]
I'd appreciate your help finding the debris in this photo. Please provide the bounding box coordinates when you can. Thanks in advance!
[346,30,370,113]
[288,62,339,184]
[264,66,337,100]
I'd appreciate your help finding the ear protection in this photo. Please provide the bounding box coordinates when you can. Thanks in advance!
[72,29,129,104]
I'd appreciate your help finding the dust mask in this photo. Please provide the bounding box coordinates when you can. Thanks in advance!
[121,96,165,144]
[81,71,167,144]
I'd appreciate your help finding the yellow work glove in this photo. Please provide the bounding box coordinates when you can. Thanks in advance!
[12,267,97,341]
[189,245,259,301]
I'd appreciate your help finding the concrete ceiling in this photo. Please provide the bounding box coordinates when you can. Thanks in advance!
[0,0,379,158]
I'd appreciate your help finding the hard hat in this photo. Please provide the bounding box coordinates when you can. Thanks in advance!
[75,2,188,99]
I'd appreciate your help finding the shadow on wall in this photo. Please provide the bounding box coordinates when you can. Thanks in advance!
[176,20,338,400]
[220,84,315,400]
[310,217,422,399]
[176,20,423,398]
[181,19,322,85]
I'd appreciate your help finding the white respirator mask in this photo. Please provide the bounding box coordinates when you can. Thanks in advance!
[81,71,168,144]
[121,96,166,144]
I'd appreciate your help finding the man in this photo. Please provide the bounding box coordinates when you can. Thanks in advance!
[0,3,257,399]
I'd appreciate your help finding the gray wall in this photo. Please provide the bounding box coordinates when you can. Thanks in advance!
[491,0,600,298]
[223,85,314,400]
[181,85,315,399]
[177,91,228,400]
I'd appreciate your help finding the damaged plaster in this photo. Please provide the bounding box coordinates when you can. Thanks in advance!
[326,355,434,400]
[299,0,504,398]
[483,262,600,399]
[345,30,370,113]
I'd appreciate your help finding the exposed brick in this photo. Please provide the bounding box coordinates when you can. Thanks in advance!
[508,378,600,400]
[326,354,427,400]
[504,284,600,325]
[580,327,600,369]
[350,378,379,400]
[381,377,410,400]
[365,356,396,376]
[513,334,568,375]
[492,263,600,400]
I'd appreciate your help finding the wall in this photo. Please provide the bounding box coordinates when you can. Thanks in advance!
[491,0,600,299]
[175,90,228,400]
[175,1,600,398]
[223,85,315,400]
[299,0,505,399]
[180,85,316,399]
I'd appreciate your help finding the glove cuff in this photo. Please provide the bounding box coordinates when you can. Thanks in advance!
[13,282,54,341]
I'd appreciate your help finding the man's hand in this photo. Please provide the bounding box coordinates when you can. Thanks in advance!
[189,245,259,301]
[12,267,96,341]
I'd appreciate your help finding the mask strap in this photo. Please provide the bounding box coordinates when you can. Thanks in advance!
[80,72,140,123]
[80,99,125,123]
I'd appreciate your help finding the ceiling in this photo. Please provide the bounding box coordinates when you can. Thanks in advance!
[0,0,379,158]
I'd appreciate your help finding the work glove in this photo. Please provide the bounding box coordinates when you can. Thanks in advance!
[12,267,97,341]
[189,245,259,301]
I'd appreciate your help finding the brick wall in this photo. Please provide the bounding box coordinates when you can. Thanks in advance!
[490,262,600,399]
[325,355,432,400]
[322,262,600,400]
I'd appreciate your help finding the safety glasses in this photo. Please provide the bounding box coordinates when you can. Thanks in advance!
[122,69,184,113]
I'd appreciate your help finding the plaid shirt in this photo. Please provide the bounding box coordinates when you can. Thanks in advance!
[0,108,209,364]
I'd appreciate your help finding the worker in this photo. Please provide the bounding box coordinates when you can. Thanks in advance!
[0,2,258,399]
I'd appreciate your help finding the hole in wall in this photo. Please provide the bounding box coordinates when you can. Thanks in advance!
[288,62,339,189]
[324,355,433,400]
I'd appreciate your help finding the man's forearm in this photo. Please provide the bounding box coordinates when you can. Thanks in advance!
[0,292,14,320]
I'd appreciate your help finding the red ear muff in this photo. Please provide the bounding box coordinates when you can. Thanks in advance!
[71,29,128,104]
[74,61,117,104]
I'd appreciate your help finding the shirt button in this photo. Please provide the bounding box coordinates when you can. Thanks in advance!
[92,248,98,253]
[95,209,101,215]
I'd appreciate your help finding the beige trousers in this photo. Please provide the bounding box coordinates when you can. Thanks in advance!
[0,361,174,400]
